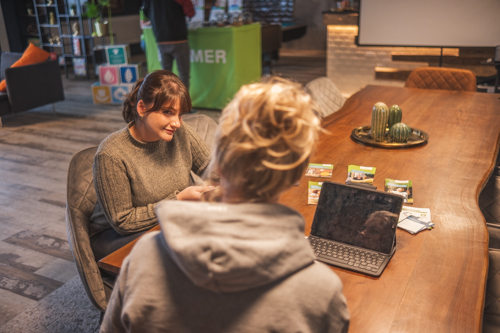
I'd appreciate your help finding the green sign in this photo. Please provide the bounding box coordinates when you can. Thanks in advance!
[106,45,128,65]
[143,23,262,110]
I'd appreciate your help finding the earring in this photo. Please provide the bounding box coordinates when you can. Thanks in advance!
[140,115,144,120]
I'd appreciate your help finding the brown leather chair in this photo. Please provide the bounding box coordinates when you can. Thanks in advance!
[66,145,111,323]
[404,67,477,92]
[480,153,500,332]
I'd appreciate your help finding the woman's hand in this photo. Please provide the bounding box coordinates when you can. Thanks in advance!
[176,186,214,201]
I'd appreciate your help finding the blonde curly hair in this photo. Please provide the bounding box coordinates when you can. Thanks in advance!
[211,77,322,202]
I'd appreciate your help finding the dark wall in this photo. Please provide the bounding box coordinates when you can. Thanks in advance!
[112,0,142,16]
[0,0,25,52]
[282,0,329,51]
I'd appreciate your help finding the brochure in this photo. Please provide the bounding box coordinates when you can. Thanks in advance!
[308,181,323,205]
[399,206,431,222]
[397,206,434,234]
[228,0,243,13]
[209,0,227,21]
[188,0,205,29]
[305,163,334,178]
[345,165,376,184]
[385,179,413,204]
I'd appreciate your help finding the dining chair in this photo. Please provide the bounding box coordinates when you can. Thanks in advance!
[481,153,500,332]
[305,76,346,118]
[484,246,500,333]
[404,67,477,92]
[66,145,111,322]
[480,152,500,231]
[183,113,218,150]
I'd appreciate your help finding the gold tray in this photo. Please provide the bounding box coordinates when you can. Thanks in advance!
[351,125,429,148]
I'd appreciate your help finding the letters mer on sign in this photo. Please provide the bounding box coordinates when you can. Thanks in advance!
[191,50,227,64]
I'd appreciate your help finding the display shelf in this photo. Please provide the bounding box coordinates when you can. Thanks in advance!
[41,43,63,47]
[33,0,97,79]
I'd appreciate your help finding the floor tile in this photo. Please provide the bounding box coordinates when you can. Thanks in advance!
[0,241,59,272]
[34,258,77,284]
[0,288,36,326]
[4,231,73,262]
[0,263,63,301]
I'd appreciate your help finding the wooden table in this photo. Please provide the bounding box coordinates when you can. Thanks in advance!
[99,85,500,332]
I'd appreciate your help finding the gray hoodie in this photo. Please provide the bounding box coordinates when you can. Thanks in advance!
[100,201,350,333]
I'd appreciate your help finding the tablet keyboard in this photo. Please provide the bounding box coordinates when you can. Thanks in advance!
[308,235,389,276]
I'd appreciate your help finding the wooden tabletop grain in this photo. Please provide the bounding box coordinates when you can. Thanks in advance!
[98,85,500,332]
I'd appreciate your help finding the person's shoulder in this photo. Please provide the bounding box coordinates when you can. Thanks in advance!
[173,121,200,145]
[96,127,129,157]
[291,261,344,295]
[180,121,195,135]
[97,127,128,150]
[128,230,162,259]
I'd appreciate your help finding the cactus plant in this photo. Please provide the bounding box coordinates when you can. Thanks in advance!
[371,102,389,141]
[388,105,402,129]
[389,122,412,143]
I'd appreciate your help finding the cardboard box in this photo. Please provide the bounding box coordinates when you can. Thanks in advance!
[92,83,111,104]
[99,65,120,85]
[111,84,134,104]
[119,64,140,84]
[105,44,132,65]
[92,82,133,104]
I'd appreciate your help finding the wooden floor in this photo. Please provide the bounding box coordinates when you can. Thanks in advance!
[0,53,326,326]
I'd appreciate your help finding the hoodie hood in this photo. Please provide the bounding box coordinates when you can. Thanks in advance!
[155,201,315,293]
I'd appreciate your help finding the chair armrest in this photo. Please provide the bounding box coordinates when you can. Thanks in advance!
[487,223,500,250]
[5,60,65,113]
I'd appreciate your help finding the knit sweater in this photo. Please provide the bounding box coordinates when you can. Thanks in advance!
[90,122,211,237]
[100,201,350,333]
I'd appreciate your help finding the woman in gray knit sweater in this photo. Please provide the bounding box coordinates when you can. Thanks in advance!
[89,70,213,261]
[100,77,350,332]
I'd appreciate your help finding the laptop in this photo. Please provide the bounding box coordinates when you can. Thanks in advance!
[308,181,404,277]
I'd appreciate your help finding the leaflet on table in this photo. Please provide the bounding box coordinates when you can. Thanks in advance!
[308,181,323,205]
[385,179,413,204]
[399,206,431,222]
[345,165,376,184]
[305,163,334,178]
[397,206,434,234]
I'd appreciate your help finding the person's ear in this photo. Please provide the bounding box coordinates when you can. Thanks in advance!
[137,100,147,118]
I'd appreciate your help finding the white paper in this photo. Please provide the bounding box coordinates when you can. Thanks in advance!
[399,206,431,222]
[398,219,427,234]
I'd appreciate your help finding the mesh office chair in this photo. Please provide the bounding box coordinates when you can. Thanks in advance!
[404,67,477,92]
[305,77,346,118]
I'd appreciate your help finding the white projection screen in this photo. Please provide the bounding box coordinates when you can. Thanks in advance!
[358,0,500,47]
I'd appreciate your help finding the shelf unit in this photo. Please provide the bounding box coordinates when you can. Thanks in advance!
[32,0,98,79]
[242,0,295,24]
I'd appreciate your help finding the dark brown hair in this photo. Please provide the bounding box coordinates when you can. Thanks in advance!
[122,70,192,123]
